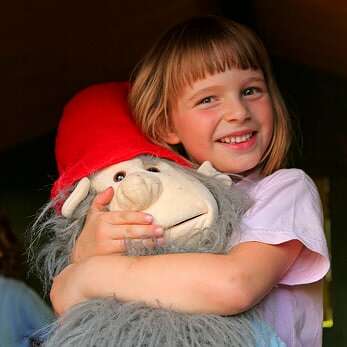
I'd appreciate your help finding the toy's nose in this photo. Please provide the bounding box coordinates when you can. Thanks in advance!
[115,173,162,211]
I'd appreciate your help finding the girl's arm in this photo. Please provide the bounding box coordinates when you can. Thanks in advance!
[50,240,302,315]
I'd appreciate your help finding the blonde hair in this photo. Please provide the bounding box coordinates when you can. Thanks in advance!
[129,16,292,176]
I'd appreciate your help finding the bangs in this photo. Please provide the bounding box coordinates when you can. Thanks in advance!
[165,24,263,105]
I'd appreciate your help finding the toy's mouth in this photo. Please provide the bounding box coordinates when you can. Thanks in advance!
[166,213,205,231]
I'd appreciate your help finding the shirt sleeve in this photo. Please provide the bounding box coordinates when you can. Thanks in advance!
[14,280,54,346]
[231,169,330,285]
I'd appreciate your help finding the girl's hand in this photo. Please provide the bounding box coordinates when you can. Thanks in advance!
[71,187,164,263]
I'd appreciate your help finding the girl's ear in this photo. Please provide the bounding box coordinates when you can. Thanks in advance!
[161,128,181,144]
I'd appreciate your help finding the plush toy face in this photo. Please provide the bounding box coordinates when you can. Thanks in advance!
[62,157,232,242]
[92,158,218,239]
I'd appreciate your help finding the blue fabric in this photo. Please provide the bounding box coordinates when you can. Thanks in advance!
[0,276,54,347]
[252,318,287,347]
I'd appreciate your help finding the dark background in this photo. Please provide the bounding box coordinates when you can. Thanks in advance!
[0,1,346,345]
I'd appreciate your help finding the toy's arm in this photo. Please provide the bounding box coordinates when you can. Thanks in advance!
[50,239,302,316]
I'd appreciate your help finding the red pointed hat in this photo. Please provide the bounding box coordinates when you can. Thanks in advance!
[51,82,190,198]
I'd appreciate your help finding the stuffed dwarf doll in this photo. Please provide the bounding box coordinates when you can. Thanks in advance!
[32,83,285,346]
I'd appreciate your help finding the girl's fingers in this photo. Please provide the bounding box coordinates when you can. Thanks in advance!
[109,224,164,240]
[90,189,154,225]
[91,187,114,212]
[104,211,154,225]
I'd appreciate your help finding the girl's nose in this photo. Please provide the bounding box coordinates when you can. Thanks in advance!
[222,98,249,122]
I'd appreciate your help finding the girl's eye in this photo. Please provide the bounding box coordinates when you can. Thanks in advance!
[113,171,126,182]
[146,167,160,173]
[197,96,215,105]
[242,87,261,97]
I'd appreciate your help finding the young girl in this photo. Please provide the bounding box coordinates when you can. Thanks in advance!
[50,16,330,346]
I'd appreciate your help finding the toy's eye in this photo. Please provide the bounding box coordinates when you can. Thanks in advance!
[146,167,160,173]
[113,171,126,182]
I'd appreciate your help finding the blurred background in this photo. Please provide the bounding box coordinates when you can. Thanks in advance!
[0,1,345,345]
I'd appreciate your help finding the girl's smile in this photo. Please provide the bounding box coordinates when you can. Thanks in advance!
[216,129,257,148]
[164,68,274,174]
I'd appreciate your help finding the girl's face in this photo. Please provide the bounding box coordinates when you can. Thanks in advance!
[164,68,274,174]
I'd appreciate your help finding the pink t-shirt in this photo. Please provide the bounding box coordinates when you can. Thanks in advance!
[231,169,330,347]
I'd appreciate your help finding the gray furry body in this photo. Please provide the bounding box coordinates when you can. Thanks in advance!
[43,299,275,347]
[31,158,282,347]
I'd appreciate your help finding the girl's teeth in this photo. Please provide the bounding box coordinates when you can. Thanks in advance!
[220,133,253,144]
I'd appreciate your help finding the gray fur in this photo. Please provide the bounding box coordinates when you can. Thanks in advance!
[30,189,97,289]
[31,158,283,346]
[43,299,278,347]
